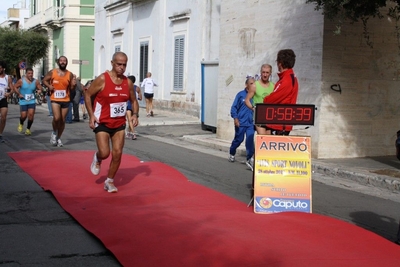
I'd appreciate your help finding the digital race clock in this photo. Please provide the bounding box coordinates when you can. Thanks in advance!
[255,104,316,126]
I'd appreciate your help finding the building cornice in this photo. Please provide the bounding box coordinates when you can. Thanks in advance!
[104,0,128,11]
[111,28,124,35]
[44,18,95,29]
[59,18,95,24]
[104,0,154,11]
[168,9,191,22]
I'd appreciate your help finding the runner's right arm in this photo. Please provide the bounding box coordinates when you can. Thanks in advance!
[84,74,105,129]
[13,79,23,98]
[42,70,54,93]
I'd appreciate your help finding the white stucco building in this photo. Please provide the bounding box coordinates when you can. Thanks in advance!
[0,1,30,29]
[94,0,220,114]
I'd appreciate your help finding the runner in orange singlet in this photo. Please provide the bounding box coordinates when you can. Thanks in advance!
[42,56,76,147]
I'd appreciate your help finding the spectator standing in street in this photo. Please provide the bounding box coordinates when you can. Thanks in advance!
[228,77,255,171]
[14,68,44,135]
[66,88,74,124]
[141,72,157,117]
[41,75,53,117]
[73,76,84,122]
[126,75,142,140]
[85,51,139,193]
[81,79,93,120]
[0,61,15,143]
[263,49,299,135]
[42,56,76,147]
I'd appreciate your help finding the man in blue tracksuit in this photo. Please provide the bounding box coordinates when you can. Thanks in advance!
[228,77,255,171]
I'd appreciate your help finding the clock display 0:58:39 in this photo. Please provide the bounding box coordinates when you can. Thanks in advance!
[255,104,315,125]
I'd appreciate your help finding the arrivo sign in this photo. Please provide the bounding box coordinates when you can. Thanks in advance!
[255,104,316,125]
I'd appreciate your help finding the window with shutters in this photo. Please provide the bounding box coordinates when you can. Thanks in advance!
[140,42,149,82]
[173,35,185,91]
[115,45,121,52]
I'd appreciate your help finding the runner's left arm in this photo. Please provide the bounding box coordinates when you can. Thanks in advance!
[36,80,44,92]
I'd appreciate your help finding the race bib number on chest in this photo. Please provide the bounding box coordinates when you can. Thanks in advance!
[25,94,35,101]
[110,102,127,118]
[54,90,66,99]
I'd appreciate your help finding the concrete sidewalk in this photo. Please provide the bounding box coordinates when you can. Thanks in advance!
[38,105,400,193]
[182,134,400,193]
[137,107,400,193]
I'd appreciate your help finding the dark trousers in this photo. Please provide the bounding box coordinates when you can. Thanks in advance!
[73,101,80,120]
[229,125,255,161]
[66,102,73,123]
[46,95,53,116]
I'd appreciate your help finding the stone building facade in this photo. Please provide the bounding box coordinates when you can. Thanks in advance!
[217,0,400,159]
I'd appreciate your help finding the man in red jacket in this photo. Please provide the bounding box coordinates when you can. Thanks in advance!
[263,49,298,135]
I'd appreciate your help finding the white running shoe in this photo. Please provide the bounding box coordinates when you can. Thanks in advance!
[104,180,118,193]
[57,139,63,147]
[246,158,254,172]
[228,154,235,162]
[90,152,101,175]
[50,132,57,145]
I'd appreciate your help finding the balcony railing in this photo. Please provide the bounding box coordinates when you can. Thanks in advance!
[44,6,63,28]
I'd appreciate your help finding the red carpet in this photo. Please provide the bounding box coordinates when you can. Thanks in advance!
[9,151,400,267]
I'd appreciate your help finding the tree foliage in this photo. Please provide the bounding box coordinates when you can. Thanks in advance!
[307,0,400,47]
[306,0,400,21]
[0,27,49,76]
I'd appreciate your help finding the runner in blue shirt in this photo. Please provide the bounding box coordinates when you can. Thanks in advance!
[14,68,44,135]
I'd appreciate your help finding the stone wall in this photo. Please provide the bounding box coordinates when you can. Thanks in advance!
[217,0,400,159]
[217,0,324,156]
[154,99,200,118]
[318,4,400,158]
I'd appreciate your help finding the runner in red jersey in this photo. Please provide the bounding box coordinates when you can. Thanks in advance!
[85,52,139,193]
[92,72,130,129]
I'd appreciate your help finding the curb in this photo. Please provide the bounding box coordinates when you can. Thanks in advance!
[182,135,400,193]
[312,163,400,192]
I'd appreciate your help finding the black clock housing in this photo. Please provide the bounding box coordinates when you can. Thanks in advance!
[255,104,315,126]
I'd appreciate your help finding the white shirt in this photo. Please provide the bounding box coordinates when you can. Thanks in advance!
[141,78,158,94]
[0,76,9,100]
